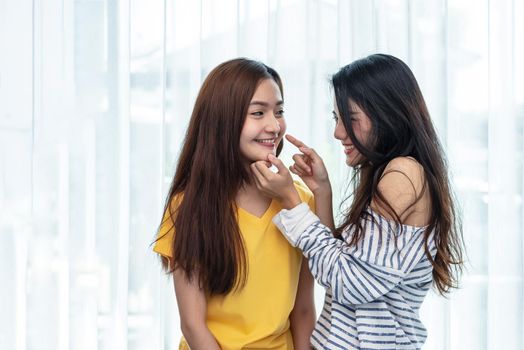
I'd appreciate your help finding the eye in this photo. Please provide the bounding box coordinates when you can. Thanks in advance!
[332,113,338,122]
[275,109,285,118]
[250,111,264,117]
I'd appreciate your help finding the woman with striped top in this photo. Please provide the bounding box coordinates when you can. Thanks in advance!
[251,54,464,349]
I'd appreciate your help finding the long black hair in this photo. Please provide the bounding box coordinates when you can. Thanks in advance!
[332,54,464,294]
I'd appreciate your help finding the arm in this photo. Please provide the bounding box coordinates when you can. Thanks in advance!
[173,269,221,350]
[287,135,335,231]
[250,134,335,230]
[290,259,316,350]
[262,156,429,305]
[371,157,429,226]
[273,204,427,305]
[312,185,335,231]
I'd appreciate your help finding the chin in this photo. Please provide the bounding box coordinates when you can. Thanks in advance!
[346,156,359,168]
[346,160,356,167]
[247,151,275,163]
[260,148,276,157]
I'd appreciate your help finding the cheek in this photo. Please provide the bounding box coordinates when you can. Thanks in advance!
[360,118,373,140]
[240,121,257,140]
[353,123,370,143]
[278,119,286,133]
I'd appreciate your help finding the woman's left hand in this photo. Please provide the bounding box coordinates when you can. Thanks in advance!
[251,154,302,209]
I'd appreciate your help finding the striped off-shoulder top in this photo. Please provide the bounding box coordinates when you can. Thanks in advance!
[273,203,436,350]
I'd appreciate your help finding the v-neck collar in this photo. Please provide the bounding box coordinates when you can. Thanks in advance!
[237,199,276,222]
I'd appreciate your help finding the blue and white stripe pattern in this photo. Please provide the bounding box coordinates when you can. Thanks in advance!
[273,203,436,350]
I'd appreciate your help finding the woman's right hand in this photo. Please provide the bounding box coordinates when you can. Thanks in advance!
[285,134,331,194]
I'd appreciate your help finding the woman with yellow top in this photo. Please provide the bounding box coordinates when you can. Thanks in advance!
[153,58,316,350]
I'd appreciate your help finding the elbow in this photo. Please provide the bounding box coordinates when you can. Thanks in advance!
[336,285,390,305]
[180,319,207,343]
[180,321,191,339]
[330,262,400,305]
[180,321,193,342]
[292,304,316,319]
[290,304,316,328]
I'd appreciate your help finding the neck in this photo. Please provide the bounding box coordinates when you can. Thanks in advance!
[236,181,270,202]
[237,181,263,196]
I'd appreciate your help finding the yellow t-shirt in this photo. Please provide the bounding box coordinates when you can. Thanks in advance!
[153,181,314,350]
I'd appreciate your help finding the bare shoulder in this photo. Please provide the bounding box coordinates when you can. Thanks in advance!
[372,157,427,221]
[381,156,425,193]
[383,156,424,176]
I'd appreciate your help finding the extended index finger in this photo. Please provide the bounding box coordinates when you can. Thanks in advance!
[285,134,309,150]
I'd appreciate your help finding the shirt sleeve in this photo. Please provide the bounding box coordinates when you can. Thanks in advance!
[152,207,176,258]
[153,194,184,259]
[273,203,428,305]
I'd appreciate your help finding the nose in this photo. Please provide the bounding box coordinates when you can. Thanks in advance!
[333,119,347,141]
[265,114,281,134]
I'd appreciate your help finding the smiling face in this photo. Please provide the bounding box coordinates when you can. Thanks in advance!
[239,78,286,164]
[333,99,373,167]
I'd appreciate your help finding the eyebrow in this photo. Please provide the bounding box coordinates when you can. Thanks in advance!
[249,100,284,107]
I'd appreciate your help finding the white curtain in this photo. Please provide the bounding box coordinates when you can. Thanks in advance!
[1,0,522,349]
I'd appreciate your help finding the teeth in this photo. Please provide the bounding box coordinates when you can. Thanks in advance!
[256,139,275,144]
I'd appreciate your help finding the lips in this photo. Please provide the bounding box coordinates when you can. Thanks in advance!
[343,144,355,155]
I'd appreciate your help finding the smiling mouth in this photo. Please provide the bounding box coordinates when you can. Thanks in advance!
[343,144,355,154]
[255,138,276,145]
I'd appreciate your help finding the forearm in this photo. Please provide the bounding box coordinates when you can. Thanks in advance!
[280,187,302,210]
[290,261,316,350]
[313,184,335,231]
[274,205,405,304]
[182,323,221,350]
[290,308,315,350]
[173,269,220,350]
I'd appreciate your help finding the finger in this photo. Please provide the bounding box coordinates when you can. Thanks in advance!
[250,162,268,188]
[292,154,312,174]
[253,160,275,180]
[250,162,263,181]
[299,146,322,164]
[267,154,288,174]
[289,164,305,177]
[252,169,264,190]
[285,134,309,150]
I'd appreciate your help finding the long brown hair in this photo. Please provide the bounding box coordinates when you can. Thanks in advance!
[332,54,464,295]
[158,58,284,295]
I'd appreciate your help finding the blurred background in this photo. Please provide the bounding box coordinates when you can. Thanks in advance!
[0,0,523,349]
